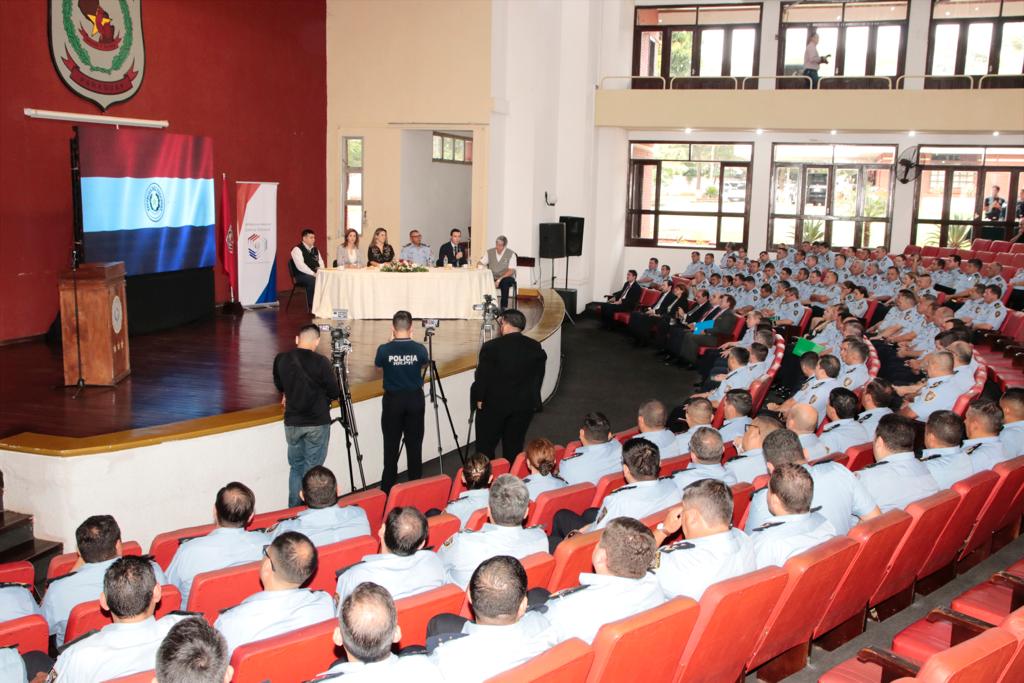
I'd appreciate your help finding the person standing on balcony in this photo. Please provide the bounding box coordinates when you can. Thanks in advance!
[803,32,828,89]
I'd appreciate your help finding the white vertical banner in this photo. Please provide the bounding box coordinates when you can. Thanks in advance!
[236,181,279,306]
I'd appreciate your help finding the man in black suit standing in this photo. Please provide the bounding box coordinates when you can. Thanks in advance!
[472,309,547,461]
[601,269,642,327]
[436,228,468,267]
[677,294,740,367]
[628,281,682,345]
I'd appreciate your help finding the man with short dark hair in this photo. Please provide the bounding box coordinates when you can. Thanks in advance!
[337,507,445,601]
[472,309,547,461]
[50,557,188,681]
[751,463,837,568]
[718,389,753,443]
[436,228,467,267]
[42,515,168,646]
[273,324,341,507]
[677,294,739,366]
[270,465,369,545]
[920,411,973,488]
[166,482,267,607]
[317,582,442,680]
[726,415,781,483]
[669,427,736,491]
[376,310,429,492]
[858,415,940,512]
[637,398,681,457]
[429,556,557,681]
[999,388,1024,458]
[156,617,232,683]
[558,412,624,486]
[819,388,870,455]
[964,399,1011,471]
[542,518,664,644]
[290,228,324,309]
[671,397,717,455]
[602,270,643,327]
[214,532,335,655]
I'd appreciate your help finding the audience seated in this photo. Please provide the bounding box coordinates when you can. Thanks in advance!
[166,482,267,607]
[558,412,623,486]
[671,397,716,455]
[899,351,959,420]
[0,577,42,622]
[718,390,753,443]
[750,463,837,568]
[857,378,898,438]
[214,532,335,656]
[998,388,1024,457]
[636,399,681,457]
[269,465,371,544]
[838,337,871,390]
[336,506,444,602]
[669,427,736,491]
[964,399,1011,472]
[444,454,492,528]
[155,616,232,683]
[521,438,569,500]
[726,414,781,483]
[920,410,974,488]
[819,388,870,455]
[857,414,941,513]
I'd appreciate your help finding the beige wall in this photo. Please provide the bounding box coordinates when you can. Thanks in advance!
[326,0,492,256]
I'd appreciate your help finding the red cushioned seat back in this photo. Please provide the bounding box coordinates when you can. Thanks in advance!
[997,252,1015,267]
[486,638,594,683]
[614,428,640,444]
[450,459,511,499]
[748,536,860,671]
[731,482,754,528]
[0,561,34,586]
[995,466,1024,535]
[521,552,556,590]
[384,474,453,518]
[230,618,338,683]
[659,454,691,477]
[991,240,1012,253]
[960,457,1024,562]
[511,452,529,477]
[916,625,1016,683]
[797,307,813,335]
[721,443,738,464]
[560,442,581,462]
[815,510,913,639]
[711,400,726,428]
[870,490,961,607]
[337,488,388,530]
[919,471,999,580]
[48,541,143,580]
[426,512,460,549]
[973,238,993,251]
[997,608,1024,683]
[587,597,699,683]
[844,443,876,471]
[310,535,378,593]
[66,584,183,643]
[1012,243,1024,255]
[549,529,601,592]
[529,483,597,534]
[591,474,627,508]
[675,566,788,683]
[750,377,772,414]
[395,584,466,648]
[465,507,488,531]
[248,504,305,531]
[187,561,262,623]
[149,524,217,570]
[0,614,48,655]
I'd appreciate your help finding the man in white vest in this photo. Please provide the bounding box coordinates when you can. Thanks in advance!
[479,236,518,310]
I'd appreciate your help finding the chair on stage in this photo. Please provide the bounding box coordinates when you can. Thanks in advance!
[286,260,310,312]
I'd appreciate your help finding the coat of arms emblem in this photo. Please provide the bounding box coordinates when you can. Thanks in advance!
[49,0,145,110]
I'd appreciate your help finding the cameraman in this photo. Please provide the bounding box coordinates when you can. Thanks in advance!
[375,310,429,493]
[273,324,341,507]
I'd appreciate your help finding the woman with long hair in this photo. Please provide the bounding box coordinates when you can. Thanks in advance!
[335,228,365,268]
[367,227,395,266]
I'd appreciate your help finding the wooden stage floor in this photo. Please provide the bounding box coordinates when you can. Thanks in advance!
[0,302,543,440]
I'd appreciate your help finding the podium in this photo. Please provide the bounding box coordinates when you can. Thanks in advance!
[59,262,131,386]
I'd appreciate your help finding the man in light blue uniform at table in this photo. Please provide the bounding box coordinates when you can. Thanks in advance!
[400,229,432,266]
[269,465,370,544]
[751,464,838,569]
[670,428,737,491]
[42,515,168,647]
[166,482,267,608]
[857,414,940,513]
[920,411,973,489]
[557,412,623,486]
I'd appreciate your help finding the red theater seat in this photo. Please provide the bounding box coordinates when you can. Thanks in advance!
[614,427,640,443]
[149,524,218,570]
[0,614,48,655]
[248,505,305,531]
[890,607,1024,669]
[426,512,461,549]
[528,483,596,534]
[586,597,699,683]
[450,459,511,498]
[0,561,34,586]
[591,473,627,508]
[958,457,1024,571]
[973,238,993,251]
[747,537,860,679]
[337,488,388,530]
[844,443,876,471]
[511,452,529,477]
[952,572,1024,626]
[187,561,263,623]
[549,529,601,592]
[230,618,338,683]
[465,507,488,531]
[48,541,143,580]
[659,454,691,477]
[992,240,1012,253]
[395,584,466,648]
[521,552,556,590]
[674,566,788,683]
[731,482,753,528]
[310,535,378,593]
[486,638,594,683]
[65,584,183,643]
[383,474,452,518]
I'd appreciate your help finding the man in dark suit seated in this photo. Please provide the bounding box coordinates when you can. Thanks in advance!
[661,290,718,360]
[628,281,683,346]
[436,228,468,267]
[601,269,642,327]
[665,294,739,368]
[654,287,706,353]
[472,309,547,461]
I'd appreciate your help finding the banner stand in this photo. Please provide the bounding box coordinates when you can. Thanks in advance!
[235,181,279,307]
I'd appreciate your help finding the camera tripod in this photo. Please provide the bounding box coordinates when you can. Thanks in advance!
[331,343,367,492]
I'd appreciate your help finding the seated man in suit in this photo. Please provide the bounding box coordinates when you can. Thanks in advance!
[655,288,708,353]
[435,228,468,267]
[675,294,739,367]
[601,269,642,327]
[628,280,682,345]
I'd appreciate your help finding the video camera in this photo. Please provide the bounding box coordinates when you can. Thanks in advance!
[473,294,501,320]
[422,318,440,337]
[320,310,352,361]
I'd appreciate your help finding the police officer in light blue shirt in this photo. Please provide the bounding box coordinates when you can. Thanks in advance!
[634,399,684,458]
[919,410,973,489]
[726,415,781,484]
[42,515,169,647]
[819,388,871,455]
[558,412,624,486]
[839,338,872,391]
[671,398,717,455]
[400,229,433,265]
[521,438,569,501]
[751,464,838,569]
[670,428,737,492]
[336,507,445,602]
[166,483,267,608]
[962,399,1012,473]
[0,583,41,622]
[269,465,370,544]
[999,389,1024,458]
[0,646,25,683]
[789,404,830,461]
[857,414,940,513]
[444,454,493,528]
[904,352,960,421]
[214,532,335,656]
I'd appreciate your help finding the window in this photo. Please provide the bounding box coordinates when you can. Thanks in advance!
[778,2,909,88]
[632,5,762,88]
[342,137,363,235]
[928,1,1024,86]
[912,146,1024,248]
[768,144,896,249]
[432,132,472,164]
[626,142,753,248]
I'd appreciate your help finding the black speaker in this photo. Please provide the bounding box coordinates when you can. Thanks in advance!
[539,222,566,259]
[560,216,584,257]
[555,287,577,314]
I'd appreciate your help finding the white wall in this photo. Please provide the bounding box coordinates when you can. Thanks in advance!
[399,130,473,254]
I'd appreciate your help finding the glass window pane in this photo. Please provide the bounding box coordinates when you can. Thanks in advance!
[801,217,826,243]
[632,143,690,160]
[660,161,720,212]
[346,138,363,168]
[465,141,472,162]
[774,167,801,214]
[657,214,718,248]
[691,144,753,162]
[931,24,960,75]
[920,146,985,166]
[454,139,465,162]
[730,28,756,77]
[998,22,1024,74]
[775,145,834,163]
[783,27,809,74]
[1006,1,1024,17]
[804,168,831,215]
[983,171,1012,220]
[875,25,902,76]
[632,213,655,240]
[699,29,725,77]
[834,145,896,164]
[843,26,870,77]
[722,167,748,213]
[831,220,856,247]
[949,171,979,220]
[670,31,693,77]
[650,8,697,25]
[919,170,946,219]
[946,223,975,249]
[783,3,844,24]
[432,135,442,160]
[845,1,908,22]
[863,221,889,248]
[965,23,994,75]
[345,205,362,232]
[635,8,662,26]
[986,147,1024,165]
[443,137,453,160]
[864,168,892,218]
[915,223,942,247]
[699,5,760,25]
[346,172,362,201]
[934,0,1001,19]
[834,168,860,217]
[773,218,798,246]
[816,27,839,78]
[635,164,657,212]
[638,31,663,77]
[721,216,745,243]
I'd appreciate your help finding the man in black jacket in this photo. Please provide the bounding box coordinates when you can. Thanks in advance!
[273,325,341,506]
[435,228,468,267]
[472,309,547,461]
[601,270,642,327]
[628,281,682,345]
[677,294,740,367]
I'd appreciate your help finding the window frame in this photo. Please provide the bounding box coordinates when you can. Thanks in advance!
[432,132,473,165]
[926,5,1024,84]
[342,136,363,235]
[624,140,754,250]
[767,142,898,249]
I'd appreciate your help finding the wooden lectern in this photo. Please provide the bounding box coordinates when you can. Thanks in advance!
[59,262,131,386]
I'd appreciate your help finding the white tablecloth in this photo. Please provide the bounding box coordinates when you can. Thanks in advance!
[311,267,495,319]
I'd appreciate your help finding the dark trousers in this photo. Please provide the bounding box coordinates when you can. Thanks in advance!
[628,311,661,344]
[476,408,534,461]
[497,276,516,309]
[294,271,317,309]
[871,340,922,386]
[548,507,599,552]
[1010,289,1024,311]
[773,352,807,394]
[697,351,727,387]
[381,389,425,493]
[601,302,633,327]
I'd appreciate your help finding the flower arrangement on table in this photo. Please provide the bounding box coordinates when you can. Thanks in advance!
[380,260,429,273]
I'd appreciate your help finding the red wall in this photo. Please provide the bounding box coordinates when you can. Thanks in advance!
[0,0,326,341]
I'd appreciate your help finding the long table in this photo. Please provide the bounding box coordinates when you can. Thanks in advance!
[311,266,495,319]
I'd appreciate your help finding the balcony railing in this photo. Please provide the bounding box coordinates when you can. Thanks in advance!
[599,73,1022,90]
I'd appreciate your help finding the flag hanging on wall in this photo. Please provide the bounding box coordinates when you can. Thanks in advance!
[220,173,238,299]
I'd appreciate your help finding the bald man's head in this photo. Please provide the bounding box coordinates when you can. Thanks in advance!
[927,351,954,376]
[268,532,317,586]
[787,403,819,434]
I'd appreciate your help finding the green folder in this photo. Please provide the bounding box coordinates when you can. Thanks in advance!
[792,337,825,357]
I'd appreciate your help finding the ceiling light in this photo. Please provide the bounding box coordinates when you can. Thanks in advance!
[993,131,1000,137]
[755,128,764,135]
[830,129,837,135]
[908,130,917,137]
[685,127,692,134]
